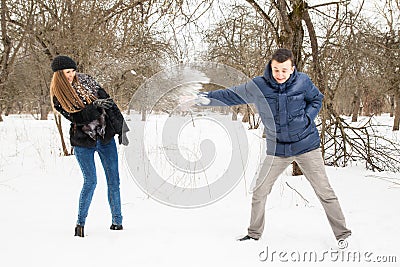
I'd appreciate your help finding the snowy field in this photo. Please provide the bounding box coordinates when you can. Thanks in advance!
[0,113,399,267]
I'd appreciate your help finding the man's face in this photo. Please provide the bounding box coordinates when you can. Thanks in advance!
[271,59,294,84]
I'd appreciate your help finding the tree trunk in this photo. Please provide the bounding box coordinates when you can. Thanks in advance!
[223,106,229,115]
[5,104,12,116]
[1,0,27,120]
[288,0,306,176]
[390,94,395,117]
[292,161,303,176]
[54,113,70,156]
[40,106,48,120]
[40,87,49,120]
[393,89,400,131]
[231,106,239,121]
[141,107,146,121]
[289,0,305,69]
[351,90,360,122]
[242,106,250,123]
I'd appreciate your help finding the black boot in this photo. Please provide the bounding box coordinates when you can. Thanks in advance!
[110,224,123,230]
[74,225,84,237]
[237,235,259,241]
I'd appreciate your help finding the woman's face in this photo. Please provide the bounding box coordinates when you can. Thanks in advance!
[62,69,76,83]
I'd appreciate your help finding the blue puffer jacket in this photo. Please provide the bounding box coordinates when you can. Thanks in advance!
[204,61,323,157]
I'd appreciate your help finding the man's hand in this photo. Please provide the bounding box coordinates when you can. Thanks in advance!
[179,94,197,112]
[93,98,114,109]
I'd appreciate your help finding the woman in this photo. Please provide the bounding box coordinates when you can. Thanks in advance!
[50,55,129,237]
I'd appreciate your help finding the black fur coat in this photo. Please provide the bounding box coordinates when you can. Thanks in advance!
[53,73,129,148]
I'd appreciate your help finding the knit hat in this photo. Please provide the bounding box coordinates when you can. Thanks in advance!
[51,55,77,72]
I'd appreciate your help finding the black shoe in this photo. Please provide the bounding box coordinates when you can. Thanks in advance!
[237,235,259,241]
[110,224,123,230]
[74,225,84,237]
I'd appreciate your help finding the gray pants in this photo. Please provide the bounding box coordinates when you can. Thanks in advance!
[248,148,352,240]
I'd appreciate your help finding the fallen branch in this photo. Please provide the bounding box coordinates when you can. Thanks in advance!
[285,182,310,206]
[365,175,400,187]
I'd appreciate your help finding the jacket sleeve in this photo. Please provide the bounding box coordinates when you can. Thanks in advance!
[94,84,111,100]
[304,77,324,121]
[201,80,259,107]
[52,96,73,122]
[85,75,129,135]
[71,103,102,125]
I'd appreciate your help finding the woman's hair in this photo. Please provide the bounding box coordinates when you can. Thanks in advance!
[50,71,96,113]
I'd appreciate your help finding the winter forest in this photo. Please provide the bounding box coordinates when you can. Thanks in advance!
[1,0,400,171]
[0,0,400,266]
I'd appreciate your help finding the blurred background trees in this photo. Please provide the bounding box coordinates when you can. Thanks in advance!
[1,0,398,121]
[1,0,186,121]
[1,0,399,167]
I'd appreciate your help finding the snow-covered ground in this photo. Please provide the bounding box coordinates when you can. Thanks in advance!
[0,113,399,267]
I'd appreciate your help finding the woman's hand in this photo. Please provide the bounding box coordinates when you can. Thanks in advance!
[93,98,114,109]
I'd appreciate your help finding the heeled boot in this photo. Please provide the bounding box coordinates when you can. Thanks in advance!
[74,225,84,237]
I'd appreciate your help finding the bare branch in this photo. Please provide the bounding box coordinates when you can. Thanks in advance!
[285,182,310,206]
[308,0,350,10]
[244,0,279,43]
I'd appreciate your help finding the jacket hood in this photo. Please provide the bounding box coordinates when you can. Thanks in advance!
[263,60,298,90]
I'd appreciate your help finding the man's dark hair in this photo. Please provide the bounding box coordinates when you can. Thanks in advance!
[271,48,294,65]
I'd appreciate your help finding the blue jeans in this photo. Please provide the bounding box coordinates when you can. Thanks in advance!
[74,138,122,226]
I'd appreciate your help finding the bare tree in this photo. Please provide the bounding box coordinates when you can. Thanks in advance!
[379,0,400,130]
[241,0,344,175]
[4,0,185,154]
[203,0,400,172]
[0,0,33,121]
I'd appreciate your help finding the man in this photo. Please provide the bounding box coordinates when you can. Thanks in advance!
[184,48,352,247]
